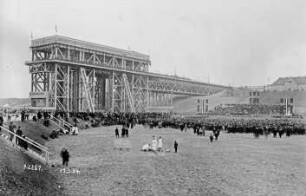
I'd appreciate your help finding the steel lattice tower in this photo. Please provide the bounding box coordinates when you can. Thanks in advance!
[26,35,229,113]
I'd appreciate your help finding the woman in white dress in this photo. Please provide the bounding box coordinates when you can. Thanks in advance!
[151,136,157,151]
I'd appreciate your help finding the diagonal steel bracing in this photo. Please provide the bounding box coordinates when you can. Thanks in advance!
[26,35,230,112]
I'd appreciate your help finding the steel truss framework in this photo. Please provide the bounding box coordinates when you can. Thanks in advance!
[26,35,230,112]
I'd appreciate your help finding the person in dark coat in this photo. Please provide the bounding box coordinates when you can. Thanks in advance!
[16,126,23,146]
[8,122,16,141]
[209,132,214,143]
[214,130,220,140]
[50,129,58,139]
[272,127,278,138]
[279,127,284,138]
[0,115,3,132]
[25,112,29,121]
[115,127,119,138]
[32,115,37,122]
[37,111,42,121]
[174,140,178,153]
[43,111,49,120]
[121,127,125,138]
[21,110,25,122]
[60,148,70,167]
[18,136,28,150]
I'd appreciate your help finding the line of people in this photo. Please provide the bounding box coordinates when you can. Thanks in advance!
[115,125,130,138]
[2,122,28,150]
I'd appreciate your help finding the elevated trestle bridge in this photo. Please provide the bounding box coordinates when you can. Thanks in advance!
[26,35,230,113]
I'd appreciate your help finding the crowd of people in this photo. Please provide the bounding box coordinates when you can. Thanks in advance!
[1,108,305,141]
[212,104,287,115]
[133,115,305,139]
[1,109,305,157]
[32,109,305,140]
[0,108,305,172]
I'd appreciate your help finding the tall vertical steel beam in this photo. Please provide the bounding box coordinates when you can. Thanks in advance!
[111,72,115,112]
[78,68,82,112]
[67,65,70,111]
[145,76,149,110]
[54,64,58,110]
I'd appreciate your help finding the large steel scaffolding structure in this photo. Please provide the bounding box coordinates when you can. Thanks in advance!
[26,35,229,113]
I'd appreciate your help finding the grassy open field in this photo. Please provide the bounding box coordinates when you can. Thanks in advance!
[45,125,306,196]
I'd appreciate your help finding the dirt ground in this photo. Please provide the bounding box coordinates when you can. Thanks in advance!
[46,125,306,196]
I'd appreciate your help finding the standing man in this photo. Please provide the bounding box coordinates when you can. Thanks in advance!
[37,111,42,121]
[8,122,16,142]
[126,128,129,138]
[21,110,25,122]
[115,127,119,138]
[60,148,70,167]
[16,126,23,146]
[174,140,178,153]
[0,114,3,133]
[209,132,214,143]
[214,130,220,140]
[121,126,125,138]
[43,110,49,120]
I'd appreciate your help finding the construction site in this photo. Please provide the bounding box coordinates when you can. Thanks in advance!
[25,35,228,113]
[1,0,305,195]
[24,35,306,117]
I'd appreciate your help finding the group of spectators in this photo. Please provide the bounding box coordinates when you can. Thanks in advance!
[212,104,287,115]
[49,124,79,139]
[3,109,305,143]
[1,108,305,170]
[20,110,30,122]
[115,125,130,138]
[3,122,28,150]
[32,110,51,127]
[41,110,306,140]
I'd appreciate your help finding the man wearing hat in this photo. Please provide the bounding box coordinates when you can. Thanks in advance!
[16,126,23,146]
[0,113,3,133]
[8,122,16,142]
[60,148,70,167]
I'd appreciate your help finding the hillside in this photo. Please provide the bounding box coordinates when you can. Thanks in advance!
[0,137,64,196]
[0,98,30,107]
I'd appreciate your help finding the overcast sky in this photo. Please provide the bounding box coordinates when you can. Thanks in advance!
[0,0,305,98]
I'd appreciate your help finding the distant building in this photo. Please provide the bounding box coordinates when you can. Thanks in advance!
[171,76,306,116]
[267,76,306,91]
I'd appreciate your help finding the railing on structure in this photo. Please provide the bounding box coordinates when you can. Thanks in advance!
[51,115,73,131]
[49,118,65,131]
[0,125,50,164]
[122,74,136,113]
[80,68,95,112]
